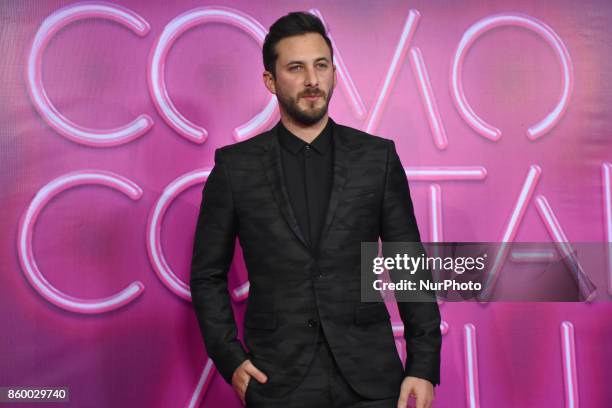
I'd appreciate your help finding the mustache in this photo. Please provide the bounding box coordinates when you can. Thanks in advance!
[300,90,325,98]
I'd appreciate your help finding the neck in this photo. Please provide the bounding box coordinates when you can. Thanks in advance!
[280,113,329,144]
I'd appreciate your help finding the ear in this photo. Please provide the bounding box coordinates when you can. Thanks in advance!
[263,71,276,94]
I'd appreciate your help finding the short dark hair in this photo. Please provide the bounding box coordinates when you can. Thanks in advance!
[263,12,333,77]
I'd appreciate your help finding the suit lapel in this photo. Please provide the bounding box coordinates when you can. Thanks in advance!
[317,122,350,252]
[260,124,310,250]
[259,119,351,255]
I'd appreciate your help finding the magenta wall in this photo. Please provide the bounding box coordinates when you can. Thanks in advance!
[1,1,611,407]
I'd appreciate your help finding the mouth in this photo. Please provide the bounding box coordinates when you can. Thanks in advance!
[302,94,322,101]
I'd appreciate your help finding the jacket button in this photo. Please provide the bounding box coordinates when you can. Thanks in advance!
[306,319,318,328]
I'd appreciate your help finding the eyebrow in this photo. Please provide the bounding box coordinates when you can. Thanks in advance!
[285,57,330,66]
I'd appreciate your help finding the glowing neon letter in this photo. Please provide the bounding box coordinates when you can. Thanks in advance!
[26,2,153,146]
[17,171,145,313]
[149,7,275,143]
[147,169,210,299]
[451,13,573,141]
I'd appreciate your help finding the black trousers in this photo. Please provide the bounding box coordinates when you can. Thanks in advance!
[245,331,399,408]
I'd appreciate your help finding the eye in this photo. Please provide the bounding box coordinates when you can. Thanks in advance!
[316,63,329,69]
[289,65,303,71]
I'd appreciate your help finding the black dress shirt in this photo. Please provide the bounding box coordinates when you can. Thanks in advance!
[278,119,334,255]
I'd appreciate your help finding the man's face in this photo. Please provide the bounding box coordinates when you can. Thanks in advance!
[265,32,336,126]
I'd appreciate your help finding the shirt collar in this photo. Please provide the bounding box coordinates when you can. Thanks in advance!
[278,118,333,155]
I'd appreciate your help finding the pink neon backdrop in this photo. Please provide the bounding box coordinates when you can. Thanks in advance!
[1,0,611,407]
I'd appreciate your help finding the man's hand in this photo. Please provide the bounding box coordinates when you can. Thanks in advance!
[397,376,434,408]
[231,359,268,405]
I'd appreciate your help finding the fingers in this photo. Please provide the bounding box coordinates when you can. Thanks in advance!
[397,384,411,408]
[239,376,250,405]
[414,390,433,408]
[399,377,434,408]
[244,361,268,384]
[231,360,269,406]
[232,360,256,406]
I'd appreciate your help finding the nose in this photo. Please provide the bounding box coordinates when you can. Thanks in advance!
[304,65,318,88]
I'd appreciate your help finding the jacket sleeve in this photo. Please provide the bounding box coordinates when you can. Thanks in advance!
[379,140,442,387]
[190,147,248,384]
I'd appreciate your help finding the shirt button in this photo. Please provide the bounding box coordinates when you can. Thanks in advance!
[305,145,311,150]
[307,319,318,328]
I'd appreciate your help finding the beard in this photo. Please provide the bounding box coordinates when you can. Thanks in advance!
[275,86,334,126]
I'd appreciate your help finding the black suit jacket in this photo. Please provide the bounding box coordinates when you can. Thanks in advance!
[190,120,441,399]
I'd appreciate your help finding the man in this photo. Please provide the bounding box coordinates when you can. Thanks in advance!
[190,12,441,408]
